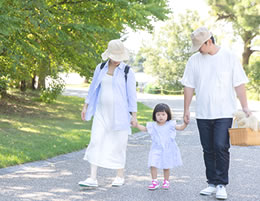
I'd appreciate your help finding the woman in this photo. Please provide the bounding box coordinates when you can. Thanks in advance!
[79,39,137,187]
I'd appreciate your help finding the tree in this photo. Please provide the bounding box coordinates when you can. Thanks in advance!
[139,11,204,93]
[207,0,260,69]
[247,54,260,100]
[0,0,170,96]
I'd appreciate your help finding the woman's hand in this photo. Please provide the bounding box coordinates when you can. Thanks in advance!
[81,104,88,121]
[130,112,137,127]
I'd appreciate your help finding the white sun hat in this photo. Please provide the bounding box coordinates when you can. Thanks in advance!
[101,39,129,61]
[190,27,212,52]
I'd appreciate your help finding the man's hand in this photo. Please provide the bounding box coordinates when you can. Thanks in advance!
[242,107,252,117]
[183,110,190,125]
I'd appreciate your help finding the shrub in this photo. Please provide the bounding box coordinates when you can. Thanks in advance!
[40,77,65,103]
[144,83,161,94]
[0,76,9,97]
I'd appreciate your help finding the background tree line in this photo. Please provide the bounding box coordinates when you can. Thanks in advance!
[134,0,259,98]
[0,0,170,98]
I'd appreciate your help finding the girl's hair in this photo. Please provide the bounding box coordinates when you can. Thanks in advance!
[152,103,172,121]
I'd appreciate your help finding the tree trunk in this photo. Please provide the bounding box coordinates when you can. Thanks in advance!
[38,76,46,89]
[0,89,7,98]
[242,42,253,72]
[241,32,253,73]
[20,80,26,91]
[32,75,37,90]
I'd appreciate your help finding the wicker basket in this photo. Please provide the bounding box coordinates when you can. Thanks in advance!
[229,128,260,146]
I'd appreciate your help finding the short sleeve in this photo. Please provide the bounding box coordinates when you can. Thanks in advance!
[146,122,154,134]
[169,120,176,130]
[169,120,176,140]
[180,58,196,88]
[232,55,249,87]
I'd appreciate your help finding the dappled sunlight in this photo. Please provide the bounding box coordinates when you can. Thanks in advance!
[0,118,23,128]
[1,185,32,194]
[178,130,194,135]
[19,192,56,200]
[238,194,259,199]
[19,127,40,133]
[173,175,190,183]
[7,186,28,190]
[126,175,150,182]
[4,168,56,179]
[49,188,72,193]
[60,170,73,176]
[19,167,55,173]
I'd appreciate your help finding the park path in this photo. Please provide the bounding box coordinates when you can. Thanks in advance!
[0,88,259,201]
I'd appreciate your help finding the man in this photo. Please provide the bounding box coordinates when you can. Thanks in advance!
[181,27,250,200]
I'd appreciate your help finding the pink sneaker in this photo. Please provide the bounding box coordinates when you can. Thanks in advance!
[162,180,169,190]
[148,180,159,190]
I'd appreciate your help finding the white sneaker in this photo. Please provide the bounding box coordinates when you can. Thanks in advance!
[200,185,217,195]
[78,178,98,187]
[112,177,125,187]
[216,185,227,200]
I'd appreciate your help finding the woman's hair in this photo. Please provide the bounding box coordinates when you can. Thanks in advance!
[152,103,172,121]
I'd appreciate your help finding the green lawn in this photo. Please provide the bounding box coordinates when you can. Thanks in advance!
[0,90,152,168]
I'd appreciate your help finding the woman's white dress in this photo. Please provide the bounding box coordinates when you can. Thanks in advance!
[84,74,129,169]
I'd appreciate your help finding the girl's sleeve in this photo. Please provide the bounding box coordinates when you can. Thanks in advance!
[170,120,177,140]
[85,64,101,104]
[146,122,153,135]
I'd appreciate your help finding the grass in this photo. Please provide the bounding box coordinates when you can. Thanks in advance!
[0,89,152,168]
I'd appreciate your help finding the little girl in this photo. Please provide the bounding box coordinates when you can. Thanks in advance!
[133,103,187,190]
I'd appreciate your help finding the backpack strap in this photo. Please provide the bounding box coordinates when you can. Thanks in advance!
[100,62,106,70]
[124,65,130,82]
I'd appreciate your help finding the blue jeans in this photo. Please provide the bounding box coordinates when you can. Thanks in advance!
[197,118,232,185]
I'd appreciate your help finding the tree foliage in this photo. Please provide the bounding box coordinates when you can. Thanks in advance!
[139,11,204,92]
[0,0,170,97]
[207,0,260,68]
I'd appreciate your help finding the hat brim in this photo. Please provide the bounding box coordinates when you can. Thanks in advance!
[190,34,212,53]
[101,49,129,61]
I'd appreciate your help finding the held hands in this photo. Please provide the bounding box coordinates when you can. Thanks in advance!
[131,116,138,127]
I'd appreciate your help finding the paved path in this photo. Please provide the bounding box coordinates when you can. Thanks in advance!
[0,88,259,201]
